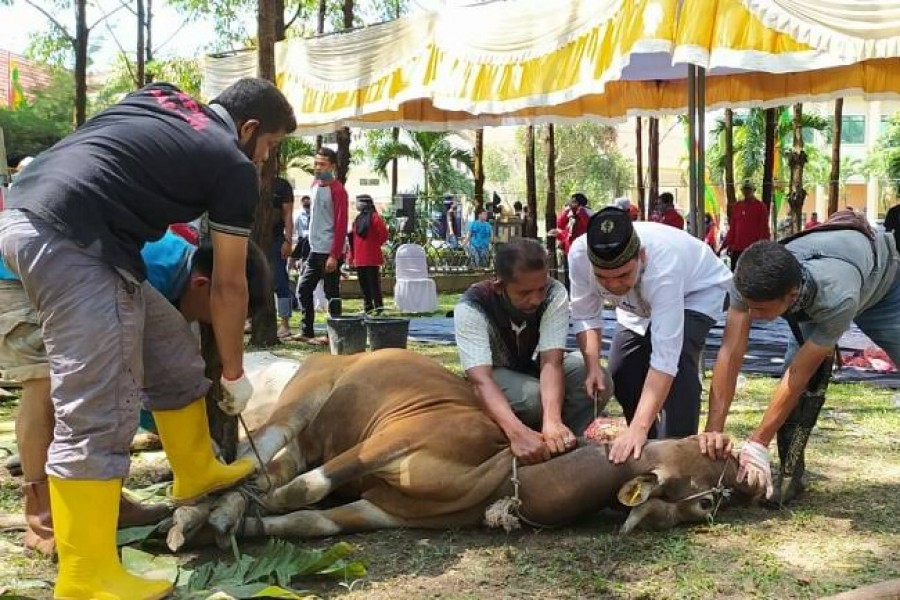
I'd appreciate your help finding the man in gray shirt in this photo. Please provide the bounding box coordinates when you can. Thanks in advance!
[701,214,899,506]
[294,147,348,342]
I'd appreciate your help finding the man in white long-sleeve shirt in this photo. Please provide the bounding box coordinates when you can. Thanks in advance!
[569,207,732,464]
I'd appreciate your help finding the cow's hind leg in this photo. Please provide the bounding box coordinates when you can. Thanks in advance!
[241,500,404,538]
[265,434,410,512]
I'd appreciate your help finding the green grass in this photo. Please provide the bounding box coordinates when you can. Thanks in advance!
[1,316,899,599]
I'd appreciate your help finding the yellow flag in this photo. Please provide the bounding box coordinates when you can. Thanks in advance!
[8,59,26,110]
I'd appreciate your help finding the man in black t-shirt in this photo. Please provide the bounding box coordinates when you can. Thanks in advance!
[0,78,295,600]
[271,176,295,337]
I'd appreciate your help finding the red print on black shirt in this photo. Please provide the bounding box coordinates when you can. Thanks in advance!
[149,89,209,131]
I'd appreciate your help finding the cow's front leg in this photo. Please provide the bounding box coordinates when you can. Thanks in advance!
[265,435,411,512]
[254,443,306,492]
[241,500,407,538]
[265,465,332,512]
[236,423,295,474]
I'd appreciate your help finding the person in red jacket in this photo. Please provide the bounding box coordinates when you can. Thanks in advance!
[549,193,591,290]
[350,194,389,314]
[721,180,770,271]
[550,193,591,254]
[651,192,685,229]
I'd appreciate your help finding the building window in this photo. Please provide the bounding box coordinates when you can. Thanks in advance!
[840,115,866,144]
[359,178,380,186]
[880,114,895,138]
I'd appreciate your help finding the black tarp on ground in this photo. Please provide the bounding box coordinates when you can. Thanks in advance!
[407,312,900,388]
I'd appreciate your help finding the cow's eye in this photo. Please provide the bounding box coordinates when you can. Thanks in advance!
[699,498,713,510]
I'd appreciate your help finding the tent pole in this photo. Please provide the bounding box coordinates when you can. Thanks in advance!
[687,65,697,236]
[696,66,706,239]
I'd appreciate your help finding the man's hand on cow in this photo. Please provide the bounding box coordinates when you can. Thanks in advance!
[697,431,734,460]
[219,372,253,416]
[509,427,551,465]
[325,256,338,273]
[542,420,577,456]
[737,439,774,499]
[608,426,648,464]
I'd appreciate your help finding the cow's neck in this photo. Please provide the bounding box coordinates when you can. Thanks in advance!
[513,442,650,528]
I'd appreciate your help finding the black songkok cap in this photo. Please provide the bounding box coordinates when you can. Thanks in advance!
[586,207,641,269]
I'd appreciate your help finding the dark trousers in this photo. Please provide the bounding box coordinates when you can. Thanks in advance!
[728,249,743,272]
[297,252,341,336]
[607,309,714,439]
[356,266,384,314]
[269,237,293,318]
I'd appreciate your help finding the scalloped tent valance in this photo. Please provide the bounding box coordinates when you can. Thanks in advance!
[200,0,900,134]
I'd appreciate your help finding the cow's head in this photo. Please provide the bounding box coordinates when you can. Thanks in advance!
[616,436,762,534]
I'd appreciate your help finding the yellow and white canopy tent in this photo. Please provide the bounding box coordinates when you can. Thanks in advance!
[201,0,900,227]
[202,0,900,133]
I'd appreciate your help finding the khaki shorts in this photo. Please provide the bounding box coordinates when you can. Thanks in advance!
[0,279,49,382]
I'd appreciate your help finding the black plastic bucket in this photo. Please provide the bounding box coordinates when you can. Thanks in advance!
[366,316,411,350]
[325,316,367,355]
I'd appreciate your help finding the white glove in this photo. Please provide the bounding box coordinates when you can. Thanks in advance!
[738,440,774,499]
[219,372,253,416]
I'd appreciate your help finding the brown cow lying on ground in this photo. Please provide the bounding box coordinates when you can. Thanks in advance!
[169,349,760,547]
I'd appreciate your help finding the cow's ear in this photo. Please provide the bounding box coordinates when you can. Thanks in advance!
[617,474,659,507]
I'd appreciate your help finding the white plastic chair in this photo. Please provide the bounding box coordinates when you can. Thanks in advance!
[393,243,438,313]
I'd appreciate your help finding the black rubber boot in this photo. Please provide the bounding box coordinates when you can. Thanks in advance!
[764,355,833,509]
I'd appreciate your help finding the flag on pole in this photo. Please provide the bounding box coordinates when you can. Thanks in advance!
[8,58,26,110]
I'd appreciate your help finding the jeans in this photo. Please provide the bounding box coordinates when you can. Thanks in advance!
[297,252,342,337]
[785,272,900,367]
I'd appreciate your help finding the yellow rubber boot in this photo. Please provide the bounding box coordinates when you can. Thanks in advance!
[49,476,173,600]
[153,398,255,504]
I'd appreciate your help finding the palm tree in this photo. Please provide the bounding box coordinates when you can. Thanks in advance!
[373,130,474,203]
[708,107,830,200]
[828,98,843,216]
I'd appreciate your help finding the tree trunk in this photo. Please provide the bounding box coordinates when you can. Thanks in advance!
[544,124,558,277]
[724,108,736,219]
[245,0,282,348]
[390,127,399,201]
[317,0,326,33]
[788,103,807,234]
[473,128,485,213]
[334,0,354,185]
[525,125,537,238]
[136,0,145,87]
[314,0,326,152]
[648,117,659,215]
[146,0,152,66]
[828,98,843,216]
[74,0,88,126]
[762,108,777,236]
[635,117,645,220]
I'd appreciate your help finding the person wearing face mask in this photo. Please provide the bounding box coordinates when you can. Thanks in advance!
[0,78,295,600]
[568,208,732,466]
[294,147,349,343]
[349,194,389,314]
[454,238,606,465]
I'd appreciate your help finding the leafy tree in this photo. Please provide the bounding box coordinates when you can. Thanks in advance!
[865,112,900,208]
[521,123,632,210]
[0,69,75,158]
[372,130,474,202]
[20,0,127,125]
